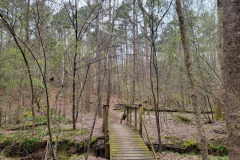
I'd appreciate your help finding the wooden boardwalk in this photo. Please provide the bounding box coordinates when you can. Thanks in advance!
[109,123,156,160]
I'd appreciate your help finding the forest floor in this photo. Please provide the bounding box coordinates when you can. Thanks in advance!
[0,94,228,159]
[68,97,228,159]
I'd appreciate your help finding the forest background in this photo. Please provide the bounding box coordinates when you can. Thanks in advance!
[0,0,239,160]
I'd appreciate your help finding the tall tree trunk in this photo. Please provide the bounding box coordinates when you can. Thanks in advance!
[217,0,223,68]
[137,0,149,86]
[25,0,30,41]
[0,24,2,53]
[215,0,225,120]
[84,26,92,112]
[35,0,46,55]
[146,0,163,152]
[25,0,35,135]
[222,0,240,159]
[96,0,102,117]
[124,24,129,102]
[84,0,92,112]
[106,0,113,105]
[131,0,136,104]
[72,0,78,130]
[179,66,185,110]
[175,0,208,159]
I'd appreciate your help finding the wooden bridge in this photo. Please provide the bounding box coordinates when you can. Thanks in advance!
[102,104,157,160]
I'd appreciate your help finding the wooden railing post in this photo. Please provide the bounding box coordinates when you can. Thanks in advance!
[0,108,2,127]
[102,105,106,133]
[134,107,137,128]
[126,107,129,122]
[130,107,132,124]
[103,105,110,159]
[139,104,143,137]
[103,105,109,139]
[105,105,109,140]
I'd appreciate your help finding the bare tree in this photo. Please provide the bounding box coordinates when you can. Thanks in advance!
[137,0,173,152]
[215,0,225,120]
[84,0,93,112]
[0,9,56,160]
[96,0,103,117]
[72,0,78,130]
[106,0,114,105]
[131,0,137,104]
[138,0,150,89]
[175,0,208,159]
[0,13,36,135]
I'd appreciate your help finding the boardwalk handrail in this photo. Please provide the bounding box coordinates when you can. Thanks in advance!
[120,104,142,135]
[120,104,157,160]
[139,105,157,159]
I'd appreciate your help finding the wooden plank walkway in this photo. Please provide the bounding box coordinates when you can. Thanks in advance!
[109,123,155,160]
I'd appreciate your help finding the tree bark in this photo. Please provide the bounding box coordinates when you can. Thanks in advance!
[137,0,149,84]
[72,0,78,130]
[222,0,240,159]
[106,0,113,105]
[0,24,2,52]
[131,0,136,104]
[84,27,92,112]
[175,0,208,159]
[179,66,185,110]
[124,24,129,102]
[25,0,30,41]
[215,0,225,121]
[96,0,102,117]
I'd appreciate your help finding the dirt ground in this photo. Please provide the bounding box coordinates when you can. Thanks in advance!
[66,98,227,159]
[0,93,227,159]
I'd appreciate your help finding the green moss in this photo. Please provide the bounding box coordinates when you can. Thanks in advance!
[67,139,75,146]
[90,137,97,144]
[183,139,198,148]
[175,115,191,124]
[60,129,89,140]
[209,143,228,155]
[69,154,84,160]
[214,106,225,121]
[0,133,4,143]
[168,137,180,146]
[59,155,69,160]
[61,117,71,124]
[58,150,70,160]
[35,127,48,136]
[164,135,172,139]
[213,156,229,160]
[22,137,41,152]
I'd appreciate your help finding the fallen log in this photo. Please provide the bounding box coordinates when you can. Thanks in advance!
[146,109,214,114]
[114,103,214,114]
[6,122,47,131]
